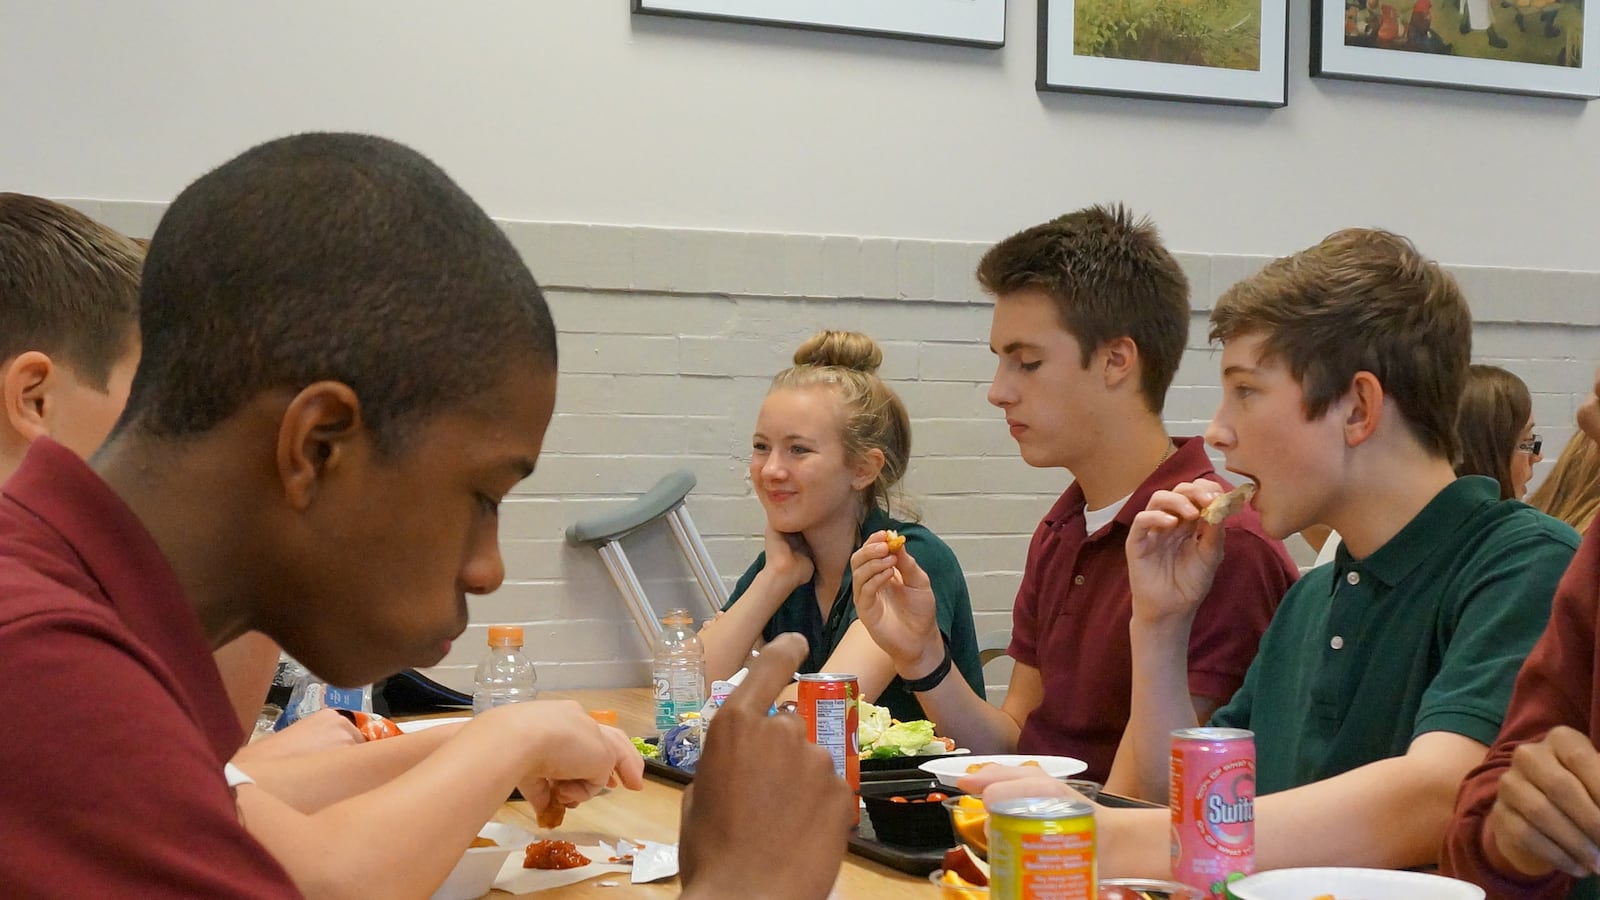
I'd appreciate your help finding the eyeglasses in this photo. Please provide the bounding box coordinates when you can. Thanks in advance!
[1518,434,1542,455]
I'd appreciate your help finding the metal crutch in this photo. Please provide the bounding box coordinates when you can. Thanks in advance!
[564,470,727,645]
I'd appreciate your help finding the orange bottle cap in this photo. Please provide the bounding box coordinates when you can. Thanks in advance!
[486,625,525,648]
[588,709,619,726]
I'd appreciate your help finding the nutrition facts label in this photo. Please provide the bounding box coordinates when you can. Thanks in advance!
[814,697,848,776]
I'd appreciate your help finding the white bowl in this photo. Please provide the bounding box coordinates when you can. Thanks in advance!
[1226,867,1485,900]
[430,821,535,900]
[918,754,1088,789]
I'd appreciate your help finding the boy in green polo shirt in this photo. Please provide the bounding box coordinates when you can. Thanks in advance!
[976,227,1579,877]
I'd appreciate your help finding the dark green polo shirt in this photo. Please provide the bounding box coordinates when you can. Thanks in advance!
[1210,476,1579,795]
[724,507,985,722]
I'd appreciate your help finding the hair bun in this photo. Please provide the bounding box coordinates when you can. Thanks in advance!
[792,330,883,374]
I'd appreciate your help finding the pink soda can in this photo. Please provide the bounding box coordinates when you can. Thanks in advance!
[1170,727,1254,899]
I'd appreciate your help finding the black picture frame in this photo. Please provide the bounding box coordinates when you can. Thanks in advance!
[1311,0,1596,98]
[1037,0,1289,106]
[632,0,1006,48]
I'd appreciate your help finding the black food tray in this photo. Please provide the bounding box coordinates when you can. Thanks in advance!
[860,750,968,776]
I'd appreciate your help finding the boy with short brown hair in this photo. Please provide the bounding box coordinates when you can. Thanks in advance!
[852,205,1297,782]
[974,227,1579,879]
[0,192,142,474]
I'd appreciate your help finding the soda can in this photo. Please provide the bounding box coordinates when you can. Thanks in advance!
[1170,727,1255,899]
[796,673,860,822]
[986,796,1096,900]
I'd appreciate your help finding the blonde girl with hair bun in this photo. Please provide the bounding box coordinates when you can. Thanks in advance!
[699,330,984,721]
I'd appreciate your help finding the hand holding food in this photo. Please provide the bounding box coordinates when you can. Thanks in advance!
[851,533,944,676]
[1200,481,1256,525]
[1126,481,1235,625]
[504,701,644,822]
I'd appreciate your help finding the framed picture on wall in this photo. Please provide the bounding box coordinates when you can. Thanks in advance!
[1311,0,1596,98]
[1037,0,1288,105]
[631,0,1006,48]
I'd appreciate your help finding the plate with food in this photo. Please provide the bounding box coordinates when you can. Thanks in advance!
[857,700,967,773]
[1225,866,1485,900]
[919,753,1087,788]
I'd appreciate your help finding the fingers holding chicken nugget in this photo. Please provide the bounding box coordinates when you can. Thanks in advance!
[885,530,906,553]
[1200,482,1256,525]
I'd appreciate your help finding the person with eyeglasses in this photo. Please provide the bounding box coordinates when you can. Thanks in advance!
[1312,363,1546,566]
[1457,363,1543,501]
[1442,368,1600,900]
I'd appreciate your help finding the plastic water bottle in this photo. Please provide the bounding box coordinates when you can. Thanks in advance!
[652,609,706,733]
[273,658,371,730]
[473,625,539,715]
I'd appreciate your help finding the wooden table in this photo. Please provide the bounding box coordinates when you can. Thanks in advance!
[479,687,930,899]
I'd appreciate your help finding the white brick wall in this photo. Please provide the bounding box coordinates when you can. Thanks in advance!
[88,202,1600,700]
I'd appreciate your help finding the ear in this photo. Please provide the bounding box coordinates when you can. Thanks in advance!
[275,381,367,512]
[1341,371,1385,448]
[2,351,58,444]
[1098,336,1140,391]
[851,447,886,492]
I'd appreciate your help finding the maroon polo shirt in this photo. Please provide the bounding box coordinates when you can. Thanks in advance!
[1009,436,1298,781]
[0,438,299,897]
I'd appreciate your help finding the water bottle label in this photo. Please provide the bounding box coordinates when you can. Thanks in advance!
[321,686,367,711]
[669,670,704,711]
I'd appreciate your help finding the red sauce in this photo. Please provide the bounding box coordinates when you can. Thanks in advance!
[522,839,591,870]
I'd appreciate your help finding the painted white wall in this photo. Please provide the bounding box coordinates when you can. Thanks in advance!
[2,0,1596,271]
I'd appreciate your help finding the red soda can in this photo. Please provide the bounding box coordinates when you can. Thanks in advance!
[1170,727,1254,899]
[797,673,860,823]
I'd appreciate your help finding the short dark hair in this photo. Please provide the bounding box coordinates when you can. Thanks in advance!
[976,204,1190,414]
[1210,228,1470,463]
[1456,364,1532,500]
[119,133,557,452]
[0,193,142,388]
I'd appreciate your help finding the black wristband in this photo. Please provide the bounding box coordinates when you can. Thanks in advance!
[900,634,953,693]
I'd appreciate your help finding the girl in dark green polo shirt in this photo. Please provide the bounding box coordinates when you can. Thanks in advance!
[699,331,984,723]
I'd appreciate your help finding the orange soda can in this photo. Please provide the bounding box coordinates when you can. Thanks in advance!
[796,673,860,824]
[986,796,1096,899]
[1170,727,1255,899]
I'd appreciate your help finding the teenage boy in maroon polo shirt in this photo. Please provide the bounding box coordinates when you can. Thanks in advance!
[0,134,853,899]
[851,205,1298,781]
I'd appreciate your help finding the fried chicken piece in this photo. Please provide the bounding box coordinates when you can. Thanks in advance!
[1201,482,1257,525]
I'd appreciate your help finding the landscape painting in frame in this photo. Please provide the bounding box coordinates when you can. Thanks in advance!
[1038,0,1288,105]
[631,0,1006,47]
[1313,0,1597,97]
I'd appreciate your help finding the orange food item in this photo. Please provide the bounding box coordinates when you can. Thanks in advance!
[965,759,1042,774]
[350,711,403,741]
[536,794,567,829]
[885,530,906,552]
[468,836,498,849]
[950,795,988,855]
[523,839,590,870]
